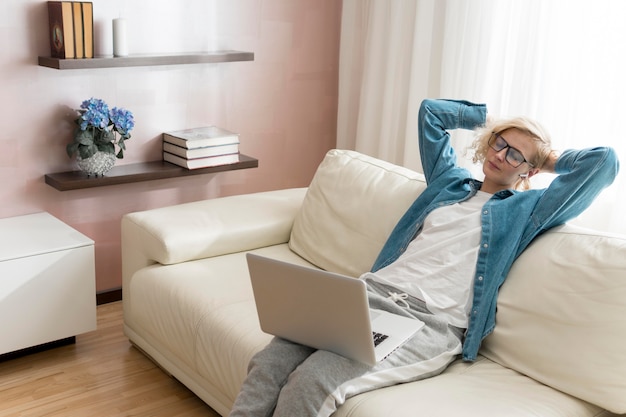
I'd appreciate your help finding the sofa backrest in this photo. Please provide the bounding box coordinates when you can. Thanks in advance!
[290,148,626,413]
[481,224,626,414]
[289,149,426,277]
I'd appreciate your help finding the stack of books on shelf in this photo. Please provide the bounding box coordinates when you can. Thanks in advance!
[47,1,94,59]
[162,126,241,169]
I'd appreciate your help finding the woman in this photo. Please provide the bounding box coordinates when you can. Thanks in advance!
[229,99,619,417]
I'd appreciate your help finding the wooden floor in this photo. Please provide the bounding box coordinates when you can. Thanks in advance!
[0,301,221,417]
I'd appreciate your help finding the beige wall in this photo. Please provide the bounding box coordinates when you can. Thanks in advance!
[0,0,341,292]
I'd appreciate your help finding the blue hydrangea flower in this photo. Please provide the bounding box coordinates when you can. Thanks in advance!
[110,107,135,137]
[79,98,110,130]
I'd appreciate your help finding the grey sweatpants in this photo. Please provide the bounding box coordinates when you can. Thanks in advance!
[229,279,464,417]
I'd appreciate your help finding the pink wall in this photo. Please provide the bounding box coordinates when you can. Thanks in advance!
[0,1,341,292]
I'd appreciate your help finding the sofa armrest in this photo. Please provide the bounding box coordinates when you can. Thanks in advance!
[121,188,307,282]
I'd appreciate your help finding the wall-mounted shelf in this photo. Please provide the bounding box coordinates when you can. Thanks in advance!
[45,154,258,191]
[38,50,254,70]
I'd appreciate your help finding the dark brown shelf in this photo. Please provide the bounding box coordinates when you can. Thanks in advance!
[38,50,254,70]
[45,154,258,191]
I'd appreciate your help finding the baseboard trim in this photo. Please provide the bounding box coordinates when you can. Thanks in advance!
[96,287,122,305]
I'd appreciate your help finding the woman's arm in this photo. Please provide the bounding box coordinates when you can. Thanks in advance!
[531,147,619,231]
[418,99,487,184]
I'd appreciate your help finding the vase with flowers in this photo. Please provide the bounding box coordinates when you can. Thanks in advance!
[66,97,135,176]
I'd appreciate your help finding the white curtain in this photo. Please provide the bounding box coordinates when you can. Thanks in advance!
[337,0,626,234]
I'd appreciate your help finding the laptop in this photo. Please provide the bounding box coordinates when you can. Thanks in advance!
[246,253,425,366]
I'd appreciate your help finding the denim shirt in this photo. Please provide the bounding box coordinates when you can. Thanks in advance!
[371,99,620,362]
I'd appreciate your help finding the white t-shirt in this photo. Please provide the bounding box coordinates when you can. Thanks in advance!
[363,191,491,328]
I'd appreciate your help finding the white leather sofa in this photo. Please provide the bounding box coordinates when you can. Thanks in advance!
[122,149,626,417]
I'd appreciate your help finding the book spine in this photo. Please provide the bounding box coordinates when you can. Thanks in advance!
[163,142,240,159]
[47,1,75,59]
[163,133,240,149]
[163,152,240,169]
[72,2,84,59]
[81,2,94,59]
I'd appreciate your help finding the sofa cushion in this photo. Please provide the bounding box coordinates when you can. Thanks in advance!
[289,149,426,277]
[481,224,626,414]
[335,356,604,417]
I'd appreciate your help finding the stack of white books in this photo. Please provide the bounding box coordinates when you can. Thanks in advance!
[162,126,241,169]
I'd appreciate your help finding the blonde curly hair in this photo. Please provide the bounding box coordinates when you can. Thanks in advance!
[469,116,553,190]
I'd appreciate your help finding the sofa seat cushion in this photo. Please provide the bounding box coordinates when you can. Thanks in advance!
[289,149,426,277]
[124,244,317,407]
[481,224,626,413]
[334,356,603,417]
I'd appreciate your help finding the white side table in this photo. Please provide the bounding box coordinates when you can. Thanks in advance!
[0,212,96,355]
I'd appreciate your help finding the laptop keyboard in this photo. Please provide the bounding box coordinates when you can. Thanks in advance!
[372,331,389,346]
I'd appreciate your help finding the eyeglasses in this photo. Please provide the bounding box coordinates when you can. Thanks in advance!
[488,132,534,168]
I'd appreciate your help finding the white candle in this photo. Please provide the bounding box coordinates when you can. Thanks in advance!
[112,18,128,57]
